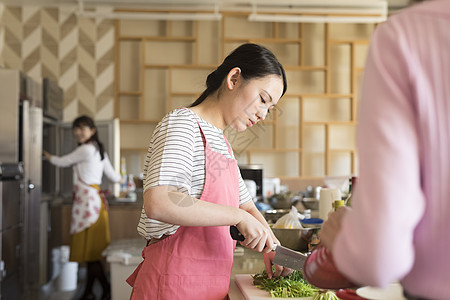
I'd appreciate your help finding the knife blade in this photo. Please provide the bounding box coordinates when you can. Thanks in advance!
[229,225,308,271]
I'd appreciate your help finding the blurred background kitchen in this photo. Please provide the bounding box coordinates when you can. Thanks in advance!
[0,0,423,299]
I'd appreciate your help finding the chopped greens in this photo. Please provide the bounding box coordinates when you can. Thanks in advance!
[312,290,340,300]
[252,270,318,298]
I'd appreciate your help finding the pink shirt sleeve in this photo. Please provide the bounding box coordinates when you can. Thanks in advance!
[332,19,425,287]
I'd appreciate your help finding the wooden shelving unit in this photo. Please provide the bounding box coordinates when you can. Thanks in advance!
[114,10,375,178]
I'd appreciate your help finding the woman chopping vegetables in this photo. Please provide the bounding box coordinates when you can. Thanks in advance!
[126,43,290,299]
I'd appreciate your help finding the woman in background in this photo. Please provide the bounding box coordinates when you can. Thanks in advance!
[126,43,290,300]
[44,115,121,300]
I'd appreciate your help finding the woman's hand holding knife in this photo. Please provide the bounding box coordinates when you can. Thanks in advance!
[230,224,294,278]
[235,211,275,253]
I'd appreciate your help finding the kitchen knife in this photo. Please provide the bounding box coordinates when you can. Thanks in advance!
[230,225,308,271]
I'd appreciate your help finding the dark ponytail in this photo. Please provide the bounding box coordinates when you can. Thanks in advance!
[72,115,105,160]
[190,43,287,107]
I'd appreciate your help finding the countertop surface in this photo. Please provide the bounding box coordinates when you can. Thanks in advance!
[103,239,267,299]
[45,190,144,207]
[229,246,267,300]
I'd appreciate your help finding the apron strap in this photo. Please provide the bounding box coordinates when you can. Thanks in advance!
[222,134,233,157]
[183,108,209,148]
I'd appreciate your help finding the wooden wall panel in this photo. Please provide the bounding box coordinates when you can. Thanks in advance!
[114,12,376,179]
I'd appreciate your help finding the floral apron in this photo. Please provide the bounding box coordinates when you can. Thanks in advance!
[71,166,104,234]
[126,116,240,300]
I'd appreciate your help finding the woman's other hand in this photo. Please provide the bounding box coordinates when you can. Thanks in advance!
[263,251,294,279]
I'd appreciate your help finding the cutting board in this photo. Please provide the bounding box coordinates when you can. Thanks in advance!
[234,274,313,300]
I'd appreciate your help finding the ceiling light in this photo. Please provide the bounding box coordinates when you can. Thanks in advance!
[247,0,388,24]
[77,10,222,21]
[248,13,386,24]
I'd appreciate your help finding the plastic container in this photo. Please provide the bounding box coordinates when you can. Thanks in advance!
[271,227,314,251]
[103,239,146,300]
[303,209,311,219]
[56,246,78,291]
[300,218,323,228]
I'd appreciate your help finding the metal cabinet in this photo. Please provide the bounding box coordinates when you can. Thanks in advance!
[0,69,43,298]
[0,163,25,300]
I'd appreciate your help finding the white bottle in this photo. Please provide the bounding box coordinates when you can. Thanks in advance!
[319,188,341,221]
[127,174,137,201]
[120,157,127,193]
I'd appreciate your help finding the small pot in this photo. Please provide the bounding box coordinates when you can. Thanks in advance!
[269,192,294,209]
[302,197,319,210]
[264,209,291,224]
[271,227,314,252]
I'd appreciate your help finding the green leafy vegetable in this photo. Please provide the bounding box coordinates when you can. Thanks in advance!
[252,270,318,298]
[311,290,340,300]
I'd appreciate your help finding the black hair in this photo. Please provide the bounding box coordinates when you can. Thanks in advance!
[189,43,287,107]
[72,115,105,160]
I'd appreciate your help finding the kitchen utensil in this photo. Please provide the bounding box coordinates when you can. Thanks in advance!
[269,192,294,209]
[301,197,319,210]
[356,283,405,300]
[335,289,366,300]
[300,218,323,229]
[264,209,291,224]
[230,226,308,271]
[271,228,313,251]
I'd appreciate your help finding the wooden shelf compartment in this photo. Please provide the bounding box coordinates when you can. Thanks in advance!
[114,10,374,178]
[144,64,217,69]
[118,91,142,96]
[223,37,302,44]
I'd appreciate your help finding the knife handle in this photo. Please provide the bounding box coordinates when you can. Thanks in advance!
[230,225,277,251]
[230,225,245,241]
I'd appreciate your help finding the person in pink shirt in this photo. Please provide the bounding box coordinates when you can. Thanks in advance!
[318,1,450,299]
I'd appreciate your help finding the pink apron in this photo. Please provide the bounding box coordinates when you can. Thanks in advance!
[126,117,240,300]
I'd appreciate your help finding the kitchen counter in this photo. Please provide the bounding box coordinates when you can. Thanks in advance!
[101,240,263,300]
[229,246,267,300]
[102,241,297,299]
[50,195,143,244]
[52,188,144,207]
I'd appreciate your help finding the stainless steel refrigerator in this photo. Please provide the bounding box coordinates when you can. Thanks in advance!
[0,68,43,299]
[0,163,24,300]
